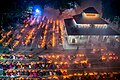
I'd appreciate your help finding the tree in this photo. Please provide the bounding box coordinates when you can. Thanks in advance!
[0,0,28,31]
[102,0,120,21]
[48,0,81,15]
[0,0,82,30]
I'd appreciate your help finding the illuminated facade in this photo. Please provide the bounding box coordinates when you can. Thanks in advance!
[63,7,120,49]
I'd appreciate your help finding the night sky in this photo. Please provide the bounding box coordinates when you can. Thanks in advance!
[0,0,119,19]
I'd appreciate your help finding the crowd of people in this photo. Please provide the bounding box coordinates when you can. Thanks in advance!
[0,71,120,80]
[0,52,119,79]
[0,53,64,79]
[0,54,32,60]
[1,70,63,78]
[56,73,120,80]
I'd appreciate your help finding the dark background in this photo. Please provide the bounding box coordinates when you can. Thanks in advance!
[0,0,119,31]
[0,0,119,17]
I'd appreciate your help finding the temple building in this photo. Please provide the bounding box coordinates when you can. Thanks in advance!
[63,7,120,49]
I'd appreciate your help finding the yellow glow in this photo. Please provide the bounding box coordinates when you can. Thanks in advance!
[86,14,96,16]
[64,62,67,64]
[93,49,96,52]
[48,56,51,58]
[0,38,4,43]
[50,18,53,23]
[0,32,10,43]
[39,55,43,58]
[7,31,11,36]
[60,62,63,64]
[52,33,55,47]
[48,60,52,63]
[74,73,77,76]
[53,76,58,79]
[25,23,28,28]
[48,77,52,79]
[94,72,98,75]
[74,61,78,64]
[41,24,48,47]
[25,28,35,45]
[30,18,35,26]
[52,55,55,58]
[37,22,42,29]
[54,62,57,64]
[109,56,113,60]
[46,19,49,24]
[56,55,59,58]
[56,20,58,25]
[80,60,88,63]
[101,56,106,60]
[56,20,59,33]
[78,73,82,76]
[52,21,55,47]
[69,74,73,76]
[13,41,19,48]
[5,38,12,45]
[16,34,21,39]
[101,48,104,51]
[21,28,25,33]
[83,13,99,19]
[59,21,64,45]
[42,16,45,21]
[80,54,84,57]
[32,36,35,44]
[89,73,94,75]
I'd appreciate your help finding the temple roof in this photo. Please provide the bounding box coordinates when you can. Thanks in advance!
[64,7,119,35]
[73,14,108,24]
[83,7,99,14]
[64,19,120,35]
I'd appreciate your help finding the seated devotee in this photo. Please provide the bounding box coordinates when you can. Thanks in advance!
[10,72,15,78]
[0,55,4,60]
[9,63,13,69]
[26,70,30,76]
[0,62,3,69]
[16,71,20,76]
[33,71,38,77]
[12,55,16,59]
[29,71,33,77]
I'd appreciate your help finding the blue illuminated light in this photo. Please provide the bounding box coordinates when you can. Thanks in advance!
[33,5,42,16]
[36,9,40,13]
